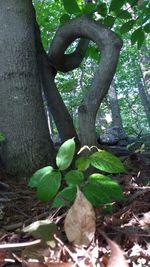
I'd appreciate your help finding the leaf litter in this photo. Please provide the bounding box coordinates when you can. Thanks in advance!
[0,163,150,267]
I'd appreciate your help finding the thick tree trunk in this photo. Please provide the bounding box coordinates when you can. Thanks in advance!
[0,0,55,176]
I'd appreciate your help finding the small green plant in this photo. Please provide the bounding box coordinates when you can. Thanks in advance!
[29,138,126,211]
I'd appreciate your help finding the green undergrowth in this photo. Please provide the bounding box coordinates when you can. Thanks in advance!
[29,138,126,212]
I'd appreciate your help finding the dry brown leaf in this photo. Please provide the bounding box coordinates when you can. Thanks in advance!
[64,187,96,246]
[100,232,129,267]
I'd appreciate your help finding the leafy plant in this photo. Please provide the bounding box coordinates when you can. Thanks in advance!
[29,138,126,211]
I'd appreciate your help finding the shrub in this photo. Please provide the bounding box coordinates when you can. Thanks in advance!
[29,138,126,211]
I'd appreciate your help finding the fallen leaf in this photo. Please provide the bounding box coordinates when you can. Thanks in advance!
[64,187,96,246]
[100,231,129,267]
[23,220,57,247]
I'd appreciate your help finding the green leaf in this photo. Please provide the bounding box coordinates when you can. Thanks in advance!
[87,46,100,62]
[0,133,5,142]
[127,0,138,5]
[60,14,71,25]
[117,10,132,19]
[75,156,90,171]
[97,2,107,17]
[52,186,77,208]
[131,27,145,49]
[144,23,150,33]
[64,170,84,186]
[88,173,124,201]
[82,3,96,15]
[37,170,61,202]
[23,220,57,244]
[56,138,76,170]
[62,0,81,14]
[109,0,125,12]
[82,183,112,207]
[90,150,126,173]
[103,16,115,27]
[120,20,135,34]
[28,166,53,188]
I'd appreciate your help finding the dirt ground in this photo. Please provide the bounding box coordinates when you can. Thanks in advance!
[0,157,150,267]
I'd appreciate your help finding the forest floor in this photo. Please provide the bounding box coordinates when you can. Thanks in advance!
[0,153,150,267]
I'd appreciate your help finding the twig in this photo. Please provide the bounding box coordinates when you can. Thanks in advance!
[0,239,41,249]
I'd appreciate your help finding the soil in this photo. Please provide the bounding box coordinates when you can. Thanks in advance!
[0,153,150,267]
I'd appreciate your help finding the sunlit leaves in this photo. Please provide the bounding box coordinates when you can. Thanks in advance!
[75,156,90,171]
[28,166,53,188]
[36,170,62,202]
[90,151,126,173]
[64,170,84,186]
[56,138,75,170]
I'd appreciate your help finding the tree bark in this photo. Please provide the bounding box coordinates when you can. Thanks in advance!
[49,16,123,146]
[137,79,150,129]
[108,80,126,138]
[35,22,80,145]
[0,0,55,176]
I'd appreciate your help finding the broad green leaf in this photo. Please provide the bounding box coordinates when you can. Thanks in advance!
[109,0,125,12]
[60,14,71,25]
[144,23,150,33]
[52,186,77,208]
[23,220,57,244]
[62,0,81,14]
[90,151,126,173]
[131,27,145,49]
[82,183,112,207]
[28,166,53,188]
[64,170,84,186]
[87,46,100,62]
[82,3,96,15]
[120,20,135,34]
[117,10,132,19]
[97,2,107,17]
[88,173,124,201]
[37,170,61,202]
[103,16,115,28]
[56,138,76,170]
[75,156,90,171]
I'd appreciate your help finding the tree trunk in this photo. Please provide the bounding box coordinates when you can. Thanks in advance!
[137,79,150,129]
[48,17,123,146]
[0,0,55,176]
[35,22,80,145]
[108,80,126,139]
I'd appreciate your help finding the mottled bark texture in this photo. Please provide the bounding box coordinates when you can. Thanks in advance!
[0,0,55,176]
[49,16,123,146]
